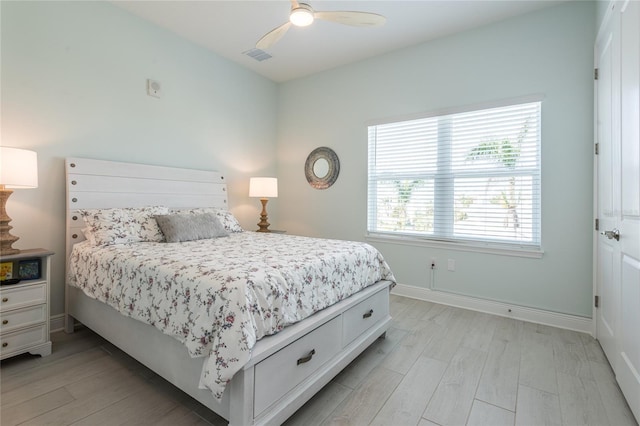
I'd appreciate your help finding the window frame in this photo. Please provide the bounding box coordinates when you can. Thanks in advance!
[366,95,544,258]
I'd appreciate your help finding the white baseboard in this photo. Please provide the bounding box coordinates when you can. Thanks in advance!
[50,314,66,333]
[392,284,593,335]
[51,287,593,335]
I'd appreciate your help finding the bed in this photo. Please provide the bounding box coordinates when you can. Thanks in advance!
[64,157,394,426]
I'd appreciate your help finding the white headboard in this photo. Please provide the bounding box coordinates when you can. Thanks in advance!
[65,157,228,260]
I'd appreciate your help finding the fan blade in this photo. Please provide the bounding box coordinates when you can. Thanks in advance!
[256,22,292,50]
[314,11,386,27]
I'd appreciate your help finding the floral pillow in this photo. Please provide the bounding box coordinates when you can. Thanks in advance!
[173,208,244,233]
[79,206,169,246]
[81,227,97,246]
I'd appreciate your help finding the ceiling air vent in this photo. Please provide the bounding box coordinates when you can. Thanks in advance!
[243,48,272,62]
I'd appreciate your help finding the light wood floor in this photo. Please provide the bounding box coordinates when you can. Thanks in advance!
[1,295,637,426]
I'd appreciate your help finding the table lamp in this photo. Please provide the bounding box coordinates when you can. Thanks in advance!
[249,177,278,232]
[0,147,38,255]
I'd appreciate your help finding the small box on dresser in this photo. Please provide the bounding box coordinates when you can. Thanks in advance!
[0,248,54,360]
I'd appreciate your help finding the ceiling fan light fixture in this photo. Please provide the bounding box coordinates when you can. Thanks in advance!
[290,4,314,27]
[257,1,386,50]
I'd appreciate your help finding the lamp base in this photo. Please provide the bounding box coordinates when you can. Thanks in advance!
[0,245,20,256]
[256,221,271,233]
[0,188,21,256]
[256,198,271,233]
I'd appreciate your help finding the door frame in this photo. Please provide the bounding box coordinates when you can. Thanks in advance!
[592,0,618,339]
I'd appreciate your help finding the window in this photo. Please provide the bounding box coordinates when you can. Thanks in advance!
[367,100,541,249]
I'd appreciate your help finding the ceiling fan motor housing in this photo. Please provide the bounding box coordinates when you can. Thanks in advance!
[290,3,314,27]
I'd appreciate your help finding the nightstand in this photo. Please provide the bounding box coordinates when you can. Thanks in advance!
[0,248,54,359]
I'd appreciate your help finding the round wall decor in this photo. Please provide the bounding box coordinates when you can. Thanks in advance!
[304,147,340,190]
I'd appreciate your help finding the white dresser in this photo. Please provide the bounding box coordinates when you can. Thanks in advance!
[0,248,54,359]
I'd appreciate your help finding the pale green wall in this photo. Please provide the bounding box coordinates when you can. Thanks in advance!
[2,0,598,320]
[1,1,278,317]
[277,1,597,317]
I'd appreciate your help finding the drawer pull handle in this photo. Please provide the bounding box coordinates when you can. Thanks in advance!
[363,309,374,319]
[2,298,7,303]
[2,342,7,348]
[297,349,316,365]
[2,320,7,325]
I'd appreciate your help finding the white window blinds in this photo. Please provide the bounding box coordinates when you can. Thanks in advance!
[368,101,541,248]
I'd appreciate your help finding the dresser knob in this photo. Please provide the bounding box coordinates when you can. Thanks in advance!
[2,342,7,348]
[2,320,7,325]
[70,163,76,168]
[72,198,78,203]
[72,234,78,239]
[2,298,7,303]
[72,216,78,221]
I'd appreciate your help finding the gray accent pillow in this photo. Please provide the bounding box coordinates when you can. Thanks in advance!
[172,207,244,233]
[155,213,229,243]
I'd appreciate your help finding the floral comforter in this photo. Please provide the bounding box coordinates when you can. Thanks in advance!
[67,232,395,400]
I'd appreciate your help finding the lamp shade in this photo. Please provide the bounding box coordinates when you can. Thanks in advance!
[249,177,278,198]
[0,147,38,188]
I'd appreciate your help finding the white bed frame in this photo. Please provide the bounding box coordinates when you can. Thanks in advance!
[64,157,392,426]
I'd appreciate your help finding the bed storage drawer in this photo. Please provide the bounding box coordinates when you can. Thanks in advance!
[342,287,389,345]
[253,316,342,416]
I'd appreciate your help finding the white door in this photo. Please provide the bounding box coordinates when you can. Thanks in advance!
[596,1,640,422]
[617,0,640,420]
[595,2,620,369]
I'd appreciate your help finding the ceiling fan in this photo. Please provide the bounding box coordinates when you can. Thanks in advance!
[256,0,386,50]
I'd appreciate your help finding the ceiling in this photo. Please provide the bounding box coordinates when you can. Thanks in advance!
[113,0,566,83]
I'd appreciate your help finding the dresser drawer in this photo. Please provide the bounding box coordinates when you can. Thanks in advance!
[254,316,342,416]
[0,304,47,334]
[342,287,389,345]
[0,323,48,358]
[0,283,46,312]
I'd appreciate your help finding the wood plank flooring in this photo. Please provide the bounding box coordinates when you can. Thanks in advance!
[1,295,637,426]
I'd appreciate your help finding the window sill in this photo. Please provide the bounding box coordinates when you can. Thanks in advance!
[365,233,544,259]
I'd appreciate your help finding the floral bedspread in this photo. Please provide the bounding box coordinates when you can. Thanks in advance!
[67,232,395,400]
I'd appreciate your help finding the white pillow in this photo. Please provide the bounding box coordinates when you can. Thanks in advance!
[80,227,96,246]
[79,206,169,246]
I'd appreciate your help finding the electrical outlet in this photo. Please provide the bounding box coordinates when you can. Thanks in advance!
[147,79,161,98]
[447,258,455,271]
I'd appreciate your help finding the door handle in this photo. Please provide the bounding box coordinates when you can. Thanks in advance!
[601,228,620,241]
